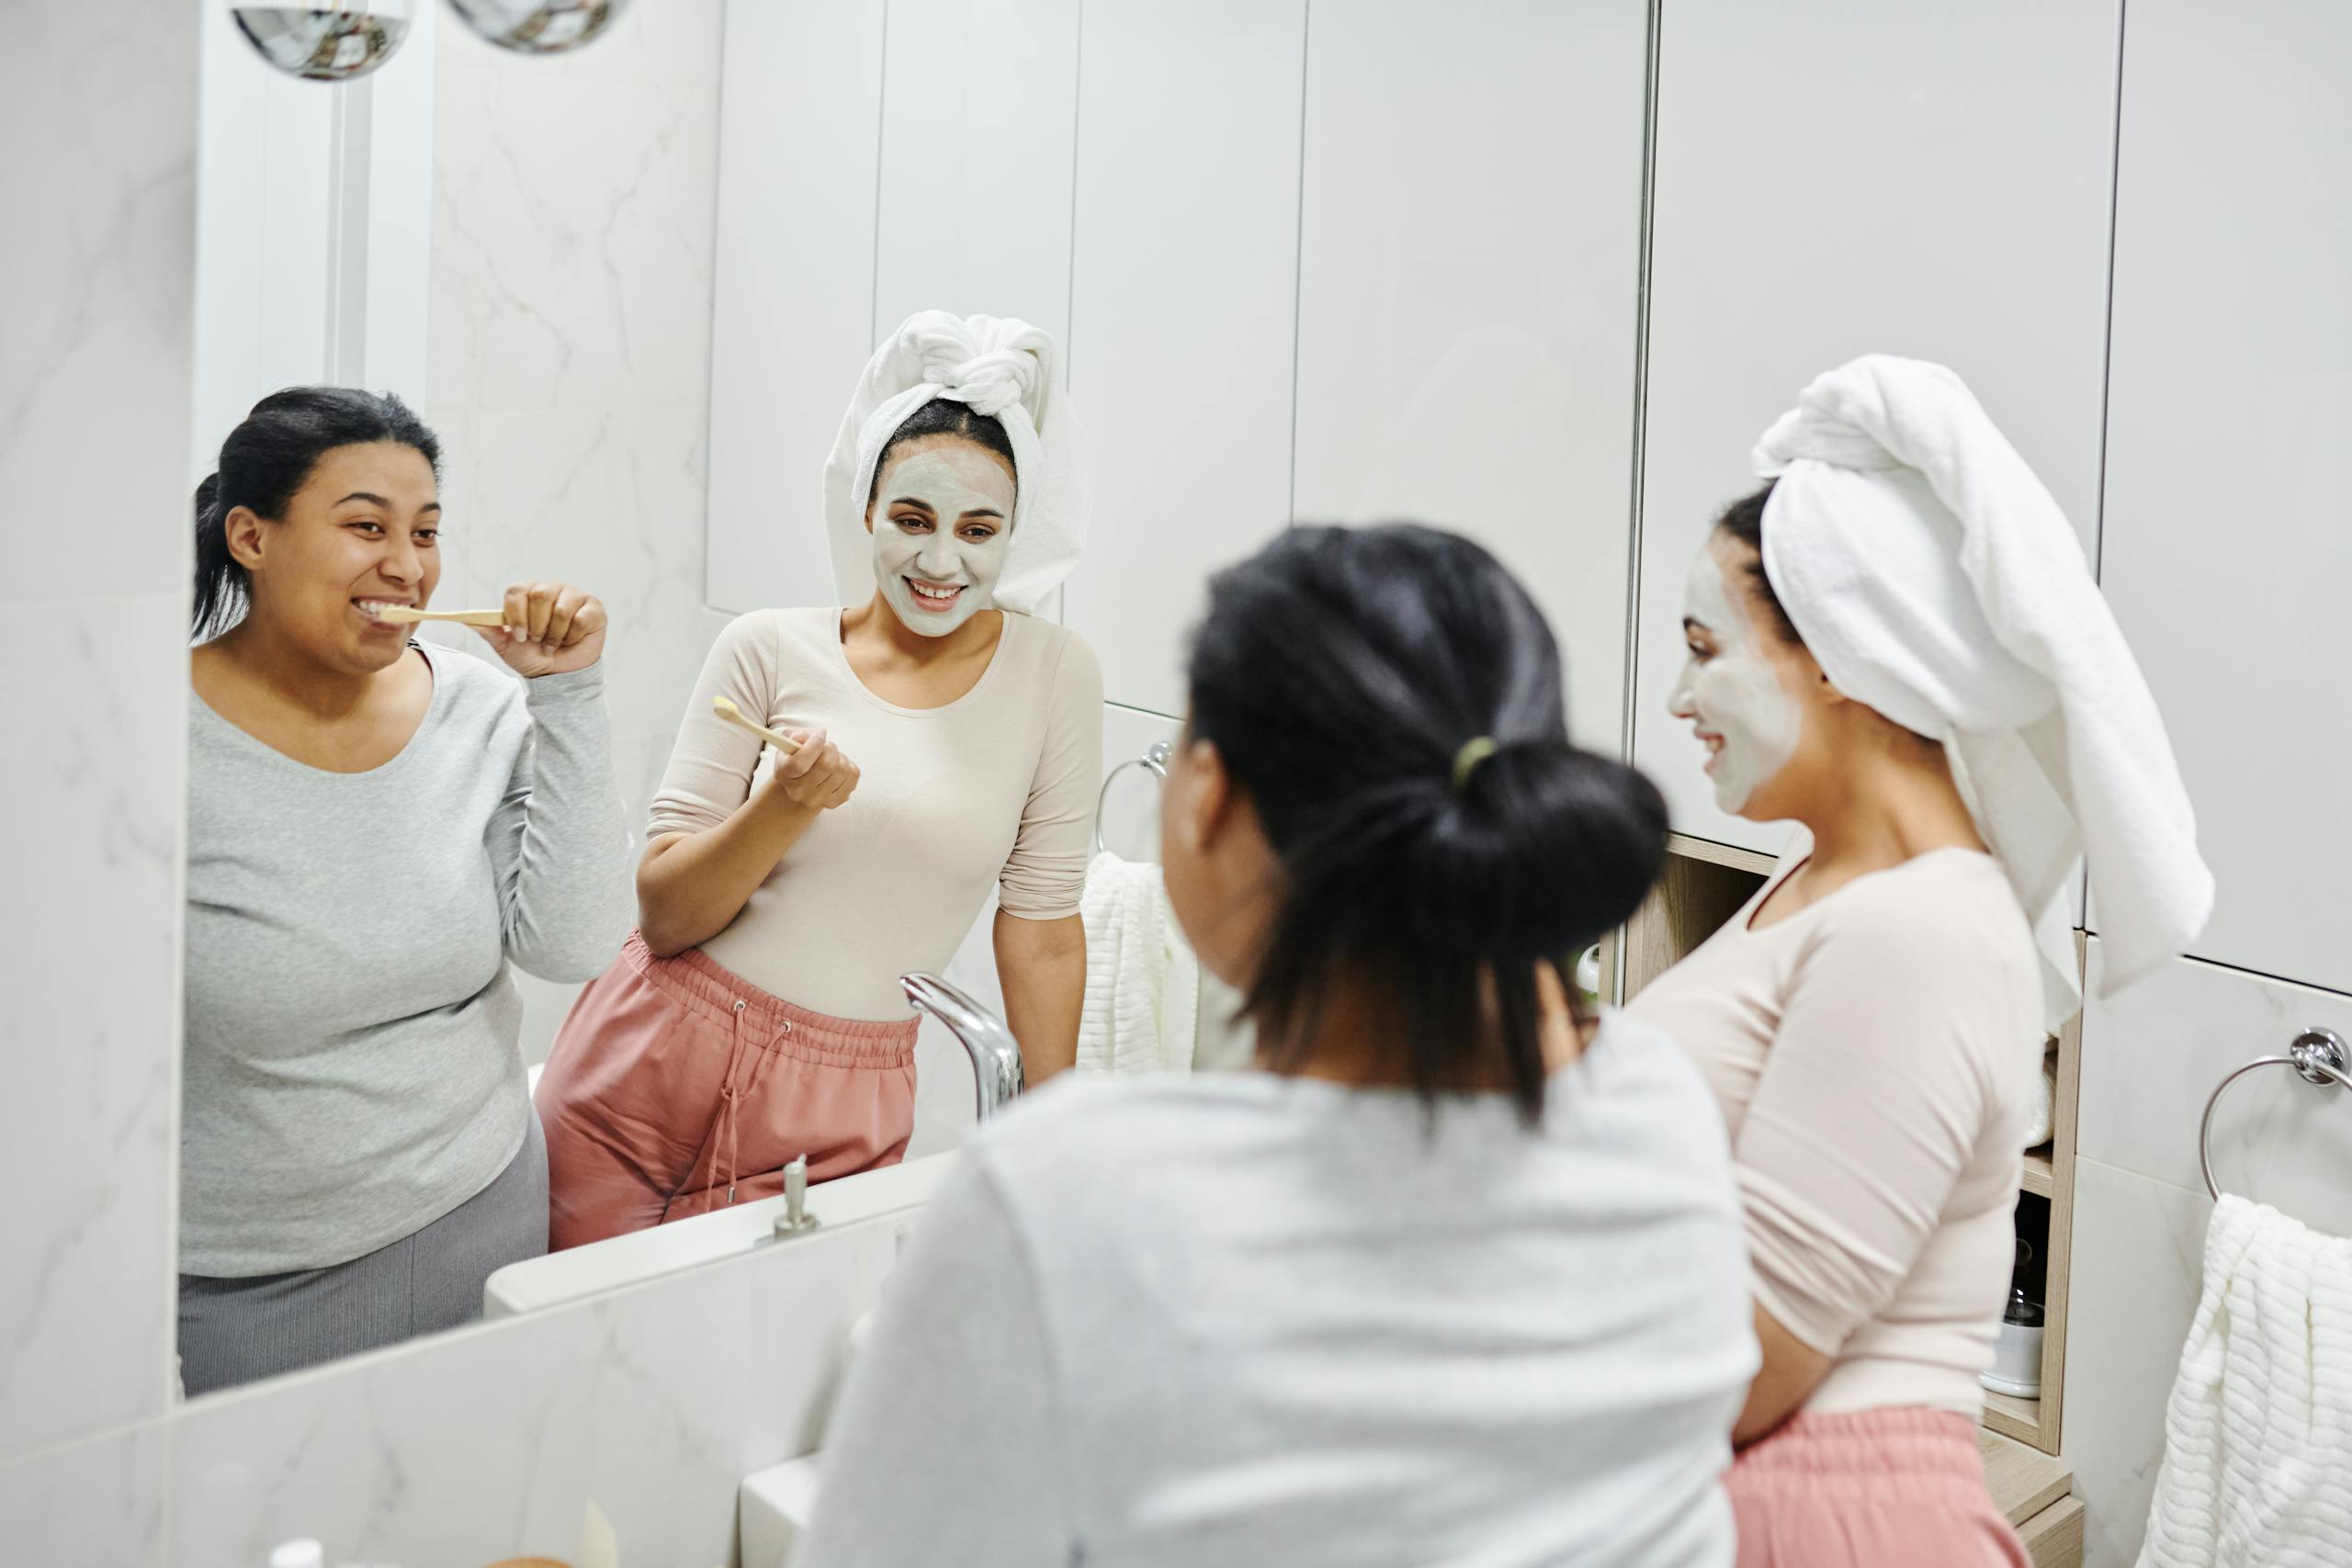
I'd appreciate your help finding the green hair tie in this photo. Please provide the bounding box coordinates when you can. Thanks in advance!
[1451,736,1499,796]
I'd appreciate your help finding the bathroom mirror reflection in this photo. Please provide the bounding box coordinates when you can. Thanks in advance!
[175,0,1306,1399]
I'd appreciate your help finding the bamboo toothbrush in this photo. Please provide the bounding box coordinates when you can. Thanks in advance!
[712,695,803,754]
[372,604,510,627]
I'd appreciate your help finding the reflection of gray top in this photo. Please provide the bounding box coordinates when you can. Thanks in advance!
[181,647,634,1277]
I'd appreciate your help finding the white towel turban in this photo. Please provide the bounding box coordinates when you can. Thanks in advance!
[1753,354,2212,1029]
[821,311,1091,616]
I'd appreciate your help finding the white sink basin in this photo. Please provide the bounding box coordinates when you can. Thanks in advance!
[741,1453,825,1568]
[483,1151,955,1316]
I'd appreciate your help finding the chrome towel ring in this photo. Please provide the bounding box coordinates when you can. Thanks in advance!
[1093,741,1171,856]
[2198,1025,2352,1200]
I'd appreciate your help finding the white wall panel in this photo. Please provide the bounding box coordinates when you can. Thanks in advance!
[1292,0,1649,751]
[871,0,1080,348]
[705,0,888,613]
[1061,0,1307,716]
[2098,0,2352,988]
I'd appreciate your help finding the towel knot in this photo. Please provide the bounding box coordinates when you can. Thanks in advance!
[911,333,1039,420]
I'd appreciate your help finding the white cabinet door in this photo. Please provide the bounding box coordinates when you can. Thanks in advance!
[871,0,1081,349]
[705,0,888,615]
[1062,0,1307,718]
[2098,0,2352,992]
[1291,0,1649,753]
[1632,0,2119,852]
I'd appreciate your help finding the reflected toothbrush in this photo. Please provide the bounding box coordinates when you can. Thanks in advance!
[712,695,803,754]
[370,604,509,626]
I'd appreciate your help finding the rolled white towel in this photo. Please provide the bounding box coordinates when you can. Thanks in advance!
[1078,852,1200,1076]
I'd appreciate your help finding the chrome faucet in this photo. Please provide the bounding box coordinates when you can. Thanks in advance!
[900,973,1024,1122]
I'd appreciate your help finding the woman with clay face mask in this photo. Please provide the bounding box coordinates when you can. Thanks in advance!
[533,313,1101,1249]
[179,388,634,1394]
[1628,356,2211,1568]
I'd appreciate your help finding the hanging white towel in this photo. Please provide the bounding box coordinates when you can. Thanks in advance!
[1078,852,1200,1077]
[1753,355,2212,1028]
[2137,1194,2352,1568]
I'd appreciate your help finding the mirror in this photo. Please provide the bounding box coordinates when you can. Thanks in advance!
[177,0,1623,1399]
[176,0,1208,1399]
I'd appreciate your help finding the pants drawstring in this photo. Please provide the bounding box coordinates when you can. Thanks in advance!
[711,998,789,1206]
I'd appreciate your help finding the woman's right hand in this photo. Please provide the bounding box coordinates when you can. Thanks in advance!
[770,727,859,811]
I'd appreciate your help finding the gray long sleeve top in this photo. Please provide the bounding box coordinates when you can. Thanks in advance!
[182,646,635,1277]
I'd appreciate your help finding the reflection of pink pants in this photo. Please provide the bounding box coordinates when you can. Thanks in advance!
[1725,1408,2031,1568]
[534,932,919,1251]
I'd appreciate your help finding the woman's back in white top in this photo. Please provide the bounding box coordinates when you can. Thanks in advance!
[797,1013,1757,1568]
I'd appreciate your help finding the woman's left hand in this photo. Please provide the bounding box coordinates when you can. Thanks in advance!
[475,581,608,677]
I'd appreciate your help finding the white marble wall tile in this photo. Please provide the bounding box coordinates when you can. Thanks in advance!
[2080,942,2352,1233]
[2063,1157,2212,1568]
[444,407,716,762]
[0,1420,165,1568]
[0,597,182,1459]
[172,1217,892,1568]
[0,0,198,606]
[428,29,722,412]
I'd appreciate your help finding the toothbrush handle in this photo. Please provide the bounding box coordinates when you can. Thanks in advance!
[379,606,507,626]
[714,703,804,755]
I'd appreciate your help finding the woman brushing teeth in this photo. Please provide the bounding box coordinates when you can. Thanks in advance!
[180,388,634,1394]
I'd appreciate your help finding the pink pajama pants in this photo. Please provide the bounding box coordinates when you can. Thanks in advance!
[1725,1408,2032,1568]
[534,932,919,1251]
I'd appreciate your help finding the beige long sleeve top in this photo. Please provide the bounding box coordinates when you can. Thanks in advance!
[650,607,1102,1021]
[1625,840,2043,1416]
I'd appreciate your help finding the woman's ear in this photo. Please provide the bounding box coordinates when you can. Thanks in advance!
[223,505,268,572]
[1180,738,1233,854]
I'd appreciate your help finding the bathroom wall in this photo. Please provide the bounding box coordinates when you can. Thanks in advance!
[2057,4,2352,1563]
[0,0,195,1494]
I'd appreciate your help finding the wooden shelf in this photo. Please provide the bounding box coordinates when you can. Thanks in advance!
[1623,841,1776,999]
[1665,830,1780,876]
[2021,1147,2054,1199]
[1980,1426,2082,1568]
[1982,1387,2044,1446]
[2019,1496,2086,1568]
[1979,1426,2072,1528]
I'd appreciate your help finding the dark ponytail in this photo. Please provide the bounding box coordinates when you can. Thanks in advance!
[1185,524,1668,1124]
[192,387,442,640]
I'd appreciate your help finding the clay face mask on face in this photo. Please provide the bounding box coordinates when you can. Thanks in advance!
[871,446,1015,637]
[1671,546,1802,813]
